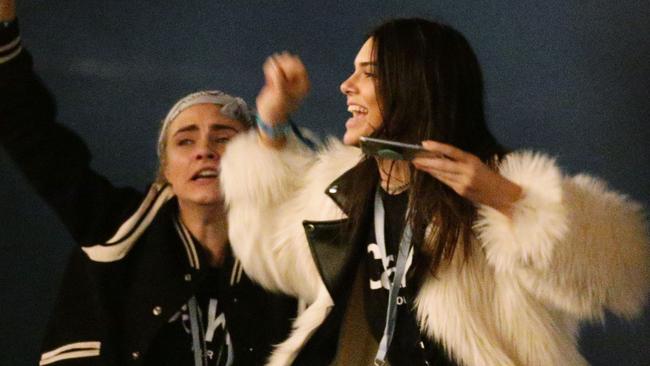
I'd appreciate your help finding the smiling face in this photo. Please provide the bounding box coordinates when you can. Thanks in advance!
[340,37,383,145]
[163,103,245,206]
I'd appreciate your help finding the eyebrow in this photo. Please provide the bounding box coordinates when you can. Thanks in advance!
[172,123,239,137]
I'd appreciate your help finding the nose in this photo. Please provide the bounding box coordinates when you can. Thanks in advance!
[340,73,356,96]
[194,139,217,160]
[195,150,216,160]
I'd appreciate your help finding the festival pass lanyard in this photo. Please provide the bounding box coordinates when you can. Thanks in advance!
[182,215,234,366]
[373,188,413,366]
[188,296,208,366]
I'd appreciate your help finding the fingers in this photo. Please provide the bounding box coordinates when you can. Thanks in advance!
[412,158,459,181]
[263,56,285,90]
[263,52,310,99]
[412,156,458,174]
[258,51,309,124]
[412,161,460,189]
[412,149,480,197]
[267,52,306,82]
[421,167,458,183]
[279,52,310,97]
[421,140,468,161]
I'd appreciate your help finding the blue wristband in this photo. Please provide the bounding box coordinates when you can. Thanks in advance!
[255,115,292,140]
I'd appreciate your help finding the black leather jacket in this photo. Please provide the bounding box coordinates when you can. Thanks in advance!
[294,159,448,366]
[293,162,376,365]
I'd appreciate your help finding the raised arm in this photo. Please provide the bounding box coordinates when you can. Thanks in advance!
[0,3,142,245]
[255,52,310,148]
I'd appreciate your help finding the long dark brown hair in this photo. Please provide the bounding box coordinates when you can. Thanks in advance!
[345,18,507,281]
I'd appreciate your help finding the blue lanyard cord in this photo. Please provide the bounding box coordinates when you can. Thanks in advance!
[188,296,207,366]
[373,188,413,365]
[289,120,318,151]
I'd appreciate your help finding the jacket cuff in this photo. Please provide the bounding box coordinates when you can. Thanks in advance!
[0,18,21,65]
[221,130,316,207]
[475,151,568,272]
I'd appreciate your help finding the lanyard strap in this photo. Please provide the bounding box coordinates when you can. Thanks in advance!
[188,296,207,366]
[373,188,413,365]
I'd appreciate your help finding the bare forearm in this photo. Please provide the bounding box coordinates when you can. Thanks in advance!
[487,178,523,218]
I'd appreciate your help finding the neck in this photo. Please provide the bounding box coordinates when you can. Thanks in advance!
[178,200,228,267]
[376,159,411,194]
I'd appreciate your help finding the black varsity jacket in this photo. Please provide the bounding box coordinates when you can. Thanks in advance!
[0,20,296,366]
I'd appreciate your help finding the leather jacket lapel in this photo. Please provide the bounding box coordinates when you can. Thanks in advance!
[303,160,375,302]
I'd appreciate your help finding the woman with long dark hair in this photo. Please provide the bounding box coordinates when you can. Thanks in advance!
[220,18,649,365]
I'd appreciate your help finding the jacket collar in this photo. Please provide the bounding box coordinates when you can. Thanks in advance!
[324,158,376,216]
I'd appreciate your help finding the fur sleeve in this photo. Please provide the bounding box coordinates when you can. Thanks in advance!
[221,130,316,208]
[475,151,650,319]
[220,133,359,303]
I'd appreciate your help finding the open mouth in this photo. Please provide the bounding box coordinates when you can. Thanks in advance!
[348,104,368,118]
[191,168,219,181]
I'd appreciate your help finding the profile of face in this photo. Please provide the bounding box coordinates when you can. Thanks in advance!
[162,103,245,206]
[340,37,383,145]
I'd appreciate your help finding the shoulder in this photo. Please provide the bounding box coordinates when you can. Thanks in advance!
[81,184,175,261]
[309,137,363,186]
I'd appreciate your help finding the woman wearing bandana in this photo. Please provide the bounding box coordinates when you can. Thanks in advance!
[0,1,296,365]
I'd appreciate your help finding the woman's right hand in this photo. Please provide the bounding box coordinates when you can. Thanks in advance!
[256,52,310,126]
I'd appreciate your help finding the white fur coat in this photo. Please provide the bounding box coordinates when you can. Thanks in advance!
[221,131,649,366]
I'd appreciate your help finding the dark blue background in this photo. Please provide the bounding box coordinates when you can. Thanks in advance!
[1,1,648,365]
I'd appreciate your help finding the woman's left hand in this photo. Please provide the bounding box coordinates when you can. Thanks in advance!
[412,140,522,217]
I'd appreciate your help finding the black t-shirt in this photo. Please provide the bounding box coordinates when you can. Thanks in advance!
[364,188,457,365]
[145,258,233,366]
